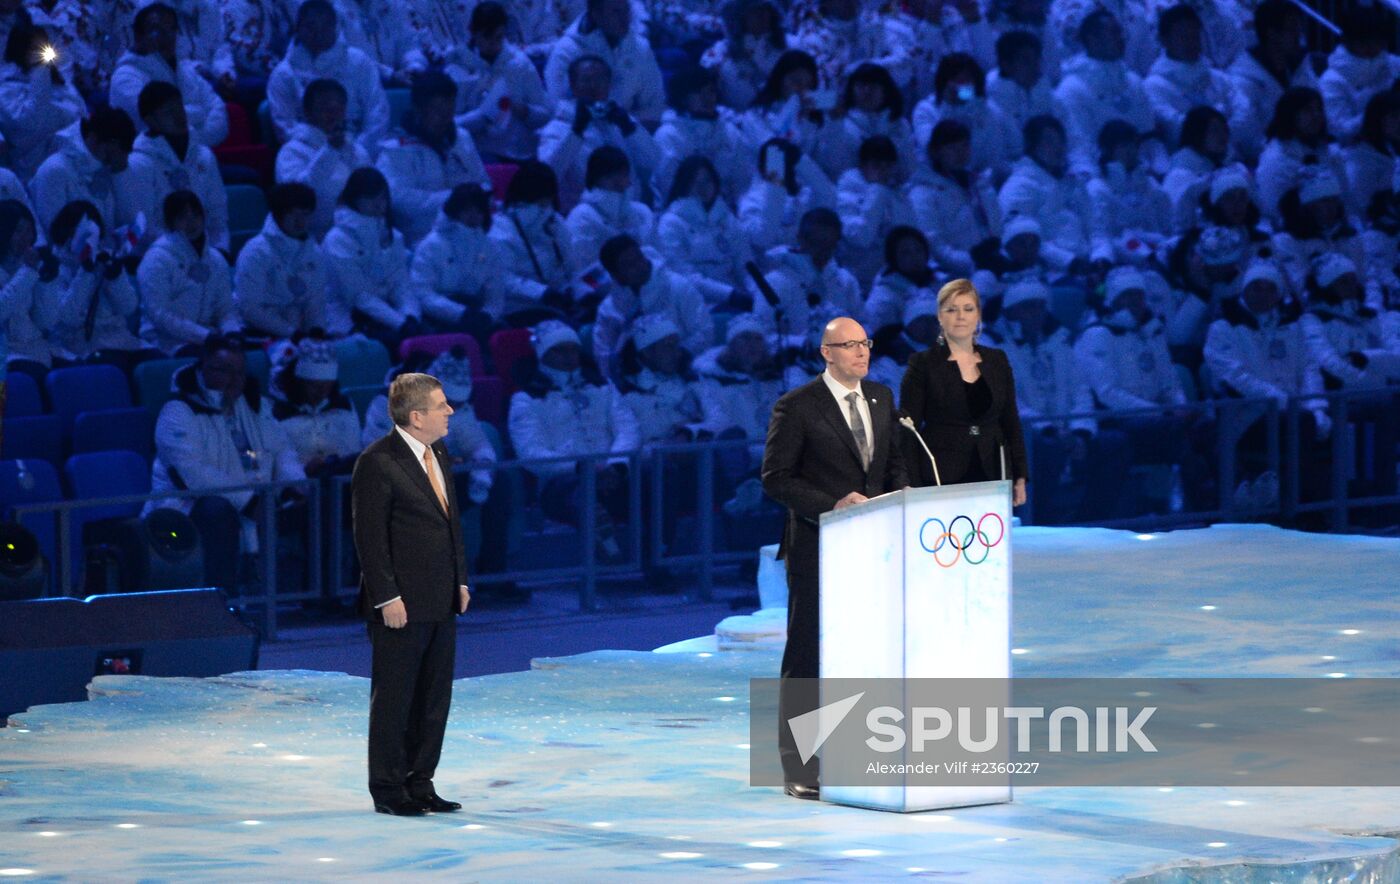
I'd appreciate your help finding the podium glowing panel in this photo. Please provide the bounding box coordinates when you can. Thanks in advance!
[818,481,1013,812]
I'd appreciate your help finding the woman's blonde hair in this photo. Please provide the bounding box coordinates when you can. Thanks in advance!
[936,278,981,311]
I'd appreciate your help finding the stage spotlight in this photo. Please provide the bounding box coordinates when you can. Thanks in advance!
[139,508,204,590]
[0,523,47,601]
[84,509,205,594]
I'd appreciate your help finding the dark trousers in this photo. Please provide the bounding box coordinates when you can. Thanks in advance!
[367,618,456,803]
[777,566,819,786]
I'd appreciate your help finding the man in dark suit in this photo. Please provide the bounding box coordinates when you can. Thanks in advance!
[761,316,909,799]
[353,372,472,816]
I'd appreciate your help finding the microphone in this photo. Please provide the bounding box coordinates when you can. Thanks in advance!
[895,411,941,487]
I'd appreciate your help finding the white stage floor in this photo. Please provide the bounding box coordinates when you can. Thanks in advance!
[3,525,1400,881]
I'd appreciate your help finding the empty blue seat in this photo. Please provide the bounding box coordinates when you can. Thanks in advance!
[4,371,44,416]
[134,358,195,414]
[45,365,132,439]
[335,337,391,389]
[0,458,64,575]
[65,451,150,523]
[72,408,155,462]
[0,415,62,466]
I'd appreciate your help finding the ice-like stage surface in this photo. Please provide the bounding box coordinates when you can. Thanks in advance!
[4,524,1400,881]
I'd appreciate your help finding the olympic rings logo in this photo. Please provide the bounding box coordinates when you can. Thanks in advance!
[918,514,1005,568]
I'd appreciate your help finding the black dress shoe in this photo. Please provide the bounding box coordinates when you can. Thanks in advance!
[784,782,820,800]
[413,793,462,813]
[374,798,429,816]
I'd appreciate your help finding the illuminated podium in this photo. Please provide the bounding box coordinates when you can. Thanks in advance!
[817,481,1013,812]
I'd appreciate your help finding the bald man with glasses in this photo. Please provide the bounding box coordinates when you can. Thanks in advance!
[760,316,909,799]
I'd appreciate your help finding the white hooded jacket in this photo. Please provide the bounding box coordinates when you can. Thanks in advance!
[321,206,423,331]
[375,124,489,244]
[267,38,389,153]
[274,123,371,239]
[137,231,239,353]
[119,132,230,250]
[410,212,509,322]
[233,215,330,337]
[108,51,229,147]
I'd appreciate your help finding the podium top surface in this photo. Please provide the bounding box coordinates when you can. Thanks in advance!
[819,480,1011,527]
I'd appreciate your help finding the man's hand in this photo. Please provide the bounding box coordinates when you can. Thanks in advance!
[381,598,407,628]
[834,491,869,510]
[458,585,471,614]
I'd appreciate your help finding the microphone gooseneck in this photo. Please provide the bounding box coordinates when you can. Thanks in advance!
[896,414,941,487]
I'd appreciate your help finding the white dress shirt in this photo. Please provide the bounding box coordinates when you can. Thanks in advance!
[821,369,873,462]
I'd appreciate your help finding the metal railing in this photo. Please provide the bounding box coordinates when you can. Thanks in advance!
[8,389,1398,639]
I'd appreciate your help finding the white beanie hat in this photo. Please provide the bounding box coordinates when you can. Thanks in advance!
[633,314,681,351]
[1209,165,1251,204]
[1002,280,1050,310]
[1241,260,1285,291]
[1105,267,1147,302]
[725,313,767,344]
[427,348,475,402]
[1003,215,1042,242]
[1312,253,1357,289]
[294,338,339,382]
[902,294,939,325]
[1298,169,1342,205]
[532,320,581,358]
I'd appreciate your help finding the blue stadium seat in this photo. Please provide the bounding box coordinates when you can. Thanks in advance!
[386,88,411,130]
[134,358,196,415]
[335,337,391,389]
[72,408,156,462]
[45,364,132,440]
[0,458,64,574]
[65,451,150,523]
[226,184,268,257]
[0,415,63,466]
[4,371,44,416]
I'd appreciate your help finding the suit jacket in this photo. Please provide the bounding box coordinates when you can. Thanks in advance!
[352,430,470,622]
[899,343,1028,488]
[761,376,909,579]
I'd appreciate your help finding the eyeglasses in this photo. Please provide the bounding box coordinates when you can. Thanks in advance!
[824,339,874,351]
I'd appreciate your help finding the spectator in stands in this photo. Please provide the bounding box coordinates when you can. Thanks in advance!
[488,160,580,323]
[1052,0,1156,76]
[1319,4,1400,144]
[109,3,229,148]
[615,314,708,445]
[450,1,550,163]
[544,0,666,124]
[1303,253,1400,390]
[537,54,658,209]
[755,207,862,349]
[332,0,413,84]
[1054,8,1154,162]
[233,183,329,340]
[0,199,62,378]
[742,50,836,180]
[164,0,236,88]
[836,134,916,289]
[896,0,997,101]
[999,115,1093,273]
[1161,106,1232,232]
[655,154,752,306]
[1158,224,1248,367]
[410,183,506,337]
[994,279,1127,521]
[1256,87,1348,226]
[1204,260,1330,505]
[1200,170,1271,261]
[1272,172,1372,305]
[864,225,939,335]
[223,0,293,84]
[913,52,1021,178]
[987,0,1065,83]
[908,119,1001,278]
[565,145,655,270]
[691,312,786,452]
[266,0,388,152]
[789,0,913,93]
[737,136,836,256]
[1227,0,1317,162]
[399,0,474,78]
[986,30,1056,132]
[375,70,489,245]
[968,214,1052,319]
[138,190,240,355]
[0,21,85,179]
[322,167,424,347]
[592,233,710,379]
[867,291,938,388]
[699,0,786,110]
[271,335,360,475]
[1087,120,1172,266]
[48,200,148,371]
[824,63,915,180]
[507,319,639,560]
[147,333,305,588]
[274,78,369,240]
[653,65,747,203]
[1143,4,1238,146]
[1346,91,1400,222]
[31,108,136,233]
[119,80,229,250]
[1075,266,1187,412]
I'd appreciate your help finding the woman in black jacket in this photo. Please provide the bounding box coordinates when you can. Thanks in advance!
[899,278,1028,505]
